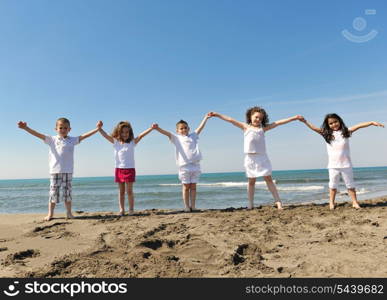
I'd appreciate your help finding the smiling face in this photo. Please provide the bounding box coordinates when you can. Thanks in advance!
[120,127,130,141]
[327,117,341,131]
[176,123,189,136]
[55,121,71,138]
[250,112,264,127]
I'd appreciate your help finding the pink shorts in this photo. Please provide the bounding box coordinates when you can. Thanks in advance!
[115,168,136,183]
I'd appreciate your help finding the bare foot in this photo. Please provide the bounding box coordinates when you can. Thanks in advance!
[329,202,336,210]
[44,215,53,221]
[275,201,283,210]
[184,207,191,212]
[118,210,125,216]
[128,210,134,215]
[66,213,75,219]
[352,202,361,209]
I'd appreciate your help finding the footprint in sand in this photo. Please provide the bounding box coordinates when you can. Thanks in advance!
[27,222,77,240]
[139,239,176,251]
[2,249,40,266]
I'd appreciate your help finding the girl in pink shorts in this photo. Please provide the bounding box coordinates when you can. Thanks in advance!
[98,121,156,215]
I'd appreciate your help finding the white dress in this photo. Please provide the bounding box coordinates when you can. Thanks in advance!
[243,127,272,178]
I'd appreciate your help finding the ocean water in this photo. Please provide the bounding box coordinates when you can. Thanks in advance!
[0,167,386,214]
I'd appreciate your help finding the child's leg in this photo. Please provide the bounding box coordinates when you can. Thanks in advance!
[264,176,283,210]
[64,201,73,219]
[118,183,125,215]
[189,183,197,210]
[328,169,340,209]
[348,188,360,208]
[62,173,74,219]
[126,182,134,214]
[329,189,337,210]
[341,168,360,209]
[247,177,256,209]
[44,202,56,221]
[182,184,191,211]
[46,174,60,221]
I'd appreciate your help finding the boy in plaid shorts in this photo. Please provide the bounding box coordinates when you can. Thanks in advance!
[18,118,101,221]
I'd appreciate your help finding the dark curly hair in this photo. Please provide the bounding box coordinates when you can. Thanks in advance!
[321,113,351,144]
[245,106,269,127]
[112,121,134,143]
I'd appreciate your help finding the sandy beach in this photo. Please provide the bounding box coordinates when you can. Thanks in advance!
[1,197,386,278]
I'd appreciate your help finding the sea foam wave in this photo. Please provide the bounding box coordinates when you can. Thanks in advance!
[159,181,267,187]
[277,186,325,191]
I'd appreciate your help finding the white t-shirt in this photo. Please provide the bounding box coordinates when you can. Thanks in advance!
[244,127,267,154]
[326,130,352,168]
[170,133,202,167]
[114,140,136,168]
[44,135,80,174]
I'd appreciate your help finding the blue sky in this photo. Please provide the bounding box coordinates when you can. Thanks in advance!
[1,0,386,179]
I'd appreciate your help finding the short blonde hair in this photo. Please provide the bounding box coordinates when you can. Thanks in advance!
[56,117,70,127]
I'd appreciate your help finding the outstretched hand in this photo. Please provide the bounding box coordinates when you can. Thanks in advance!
[18,121,27,129]
[372,121,384,128]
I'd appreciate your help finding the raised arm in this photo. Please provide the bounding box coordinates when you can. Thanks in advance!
[97,121,114,143]
[153,124,173,139]
[79,121,100,142]
[195,113,212,135]
[18,121,46,141]
[134,125,154,144]
[349,121,384,133]
[264,115,304,132]
[209,112,247,130]
[299,117,323,135]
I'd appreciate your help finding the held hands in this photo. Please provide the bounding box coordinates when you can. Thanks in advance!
[97,120,103,130]
[208,112,217,118]
[18,121,27,129]
[152,123,159,129]
[294,115,305,121]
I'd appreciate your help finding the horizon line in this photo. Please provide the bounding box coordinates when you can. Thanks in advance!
[1,165,386,181]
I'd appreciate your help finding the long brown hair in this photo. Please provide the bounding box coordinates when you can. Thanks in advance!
[321,113,351,144]
[112,121,134,143]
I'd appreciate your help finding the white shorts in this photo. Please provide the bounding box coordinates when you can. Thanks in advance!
[178,163,201,184]
[244,154,272,178]
[328,168,355,189]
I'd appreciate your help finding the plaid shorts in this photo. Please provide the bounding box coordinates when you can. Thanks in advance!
[49,173,73,203]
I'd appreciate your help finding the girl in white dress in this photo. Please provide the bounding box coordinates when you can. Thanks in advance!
[300,113,384,210]
[210,108,303,210]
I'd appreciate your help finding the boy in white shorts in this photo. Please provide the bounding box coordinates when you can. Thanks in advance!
[18,118,101,221]
[154,114,212,212]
